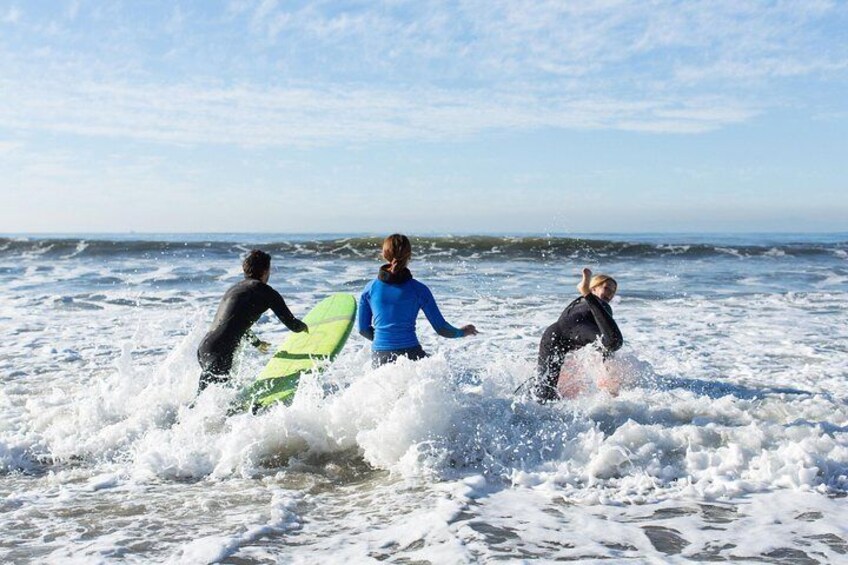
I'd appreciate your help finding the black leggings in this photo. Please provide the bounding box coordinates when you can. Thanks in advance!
[197,350,233,391]
[535,326,571,402]
[371,346,428,368]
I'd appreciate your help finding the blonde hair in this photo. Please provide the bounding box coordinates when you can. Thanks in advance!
[590,274,617,290]
[382,234,412,274]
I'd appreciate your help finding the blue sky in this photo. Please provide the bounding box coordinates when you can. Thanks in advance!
[1,0,846,233]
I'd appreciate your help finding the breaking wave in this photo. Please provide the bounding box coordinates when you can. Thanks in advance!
[2,235,846,261]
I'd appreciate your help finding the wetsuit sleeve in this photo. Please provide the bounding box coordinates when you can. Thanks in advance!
[265,286,302,331]
[358,286,374,341]
[583,294,624,352]
[245,329,262,347]
[417,282,463,338]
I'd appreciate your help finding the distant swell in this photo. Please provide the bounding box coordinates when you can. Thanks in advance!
[1,236,845,261]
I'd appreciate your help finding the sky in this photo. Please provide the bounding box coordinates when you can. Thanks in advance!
[1,0,847,234]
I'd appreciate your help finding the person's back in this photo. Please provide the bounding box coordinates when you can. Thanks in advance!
[550,295,618,352]
[362,270,453,351]
[358,234,477,366]
[197,249,307,391]
[199,278,287,358]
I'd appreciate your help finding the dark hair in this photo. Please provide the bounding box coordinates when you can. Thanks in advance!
[243,249,271,280]
[382,234,412,273]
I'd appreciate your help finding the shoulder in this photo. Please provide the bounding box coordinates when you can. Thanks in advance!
[566,296,585,307]
[228,278,254,294]
[362,279,377,294]
[410,279,434,298]
[409,278,427,290]
[563,296,586,315]
[253,280,282,298]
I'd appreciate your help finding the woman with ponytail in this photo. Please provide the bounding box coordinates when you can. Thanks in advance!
[534,267,624,402]
[358,234,478,366]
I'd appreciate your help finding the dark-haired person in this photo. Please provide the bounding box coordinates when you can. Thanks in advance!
[534,268,624,402]
[358,234,478,366]
[197,249,308,391]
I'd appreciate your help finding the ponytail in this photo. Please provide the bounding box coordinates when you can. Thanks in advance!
[382,234,412,273]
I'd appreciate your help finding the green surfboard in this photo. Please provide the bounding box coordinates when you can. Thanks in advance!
[240,293,356,409]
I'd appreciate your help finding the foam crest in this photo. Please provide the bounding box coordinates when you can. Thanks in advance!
[30,332,842,510]
[3,232,848,562]
[24,317,205,465]
[3,234,846,262]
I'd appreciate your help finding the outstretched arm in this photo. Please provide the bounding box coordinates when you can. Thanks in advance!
[267,288,308,333]
[418,283,475,338]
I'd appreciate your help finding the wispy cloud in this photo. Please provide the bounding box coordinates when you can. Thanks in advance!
[0,1,845,147]
[0,74,760,147]
[2,6,21,24]
[240,0,848,83]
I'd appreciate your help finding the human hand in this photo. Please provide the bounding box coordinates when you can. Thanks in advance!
[296,320,309,333]
[577,267,592,296]
[257,341,272,353]
[461,324,478,336]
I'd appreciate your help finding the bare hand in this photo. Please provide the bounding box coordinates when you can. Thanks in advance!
[577,267,592,296]
[461,324,478,336]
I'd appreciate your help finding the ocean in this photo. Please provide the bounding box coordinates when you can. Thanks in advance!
[1,233,847,563]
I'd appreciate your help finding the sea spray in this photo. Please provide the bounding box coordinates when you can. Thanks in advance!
[2,233,847,562]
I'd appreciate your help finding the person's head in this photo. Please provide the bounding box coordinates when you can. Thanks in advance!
[243,249,271,282]
[590,274,617,302]
[382,234,412,274]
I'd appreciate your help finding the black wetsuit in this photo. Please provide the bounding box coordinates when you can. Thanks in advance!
[535,294,623,402]
[197,278,306,390]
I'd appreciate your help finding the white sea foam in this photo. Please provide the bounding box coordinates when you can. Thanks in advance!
[1,237,847,562]
[764,246,787,257]
[175,490,302,564]
[62,240,89,259]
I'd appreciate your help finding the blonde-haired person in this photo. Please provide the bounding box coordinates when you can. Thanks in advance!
[534,267,623,402]
[358,234,478,366]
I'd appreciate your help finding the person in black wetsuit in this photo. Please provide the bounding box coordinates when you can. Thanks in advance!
[534,268,623,403]
[197,249,308,391]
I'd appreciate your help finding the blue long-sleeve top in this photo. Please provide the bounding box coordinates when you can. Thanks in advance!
[358,267,463,351]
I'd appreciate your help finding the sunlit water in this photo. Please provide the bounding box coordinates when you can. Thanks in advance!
[1,233,847,563]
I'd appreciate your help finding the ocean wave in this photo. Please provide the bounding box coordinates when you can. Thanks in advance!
[1,236,845,261]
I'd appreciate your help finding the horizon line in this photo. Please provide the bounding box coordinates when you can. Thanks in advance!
[3,231,847,237]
